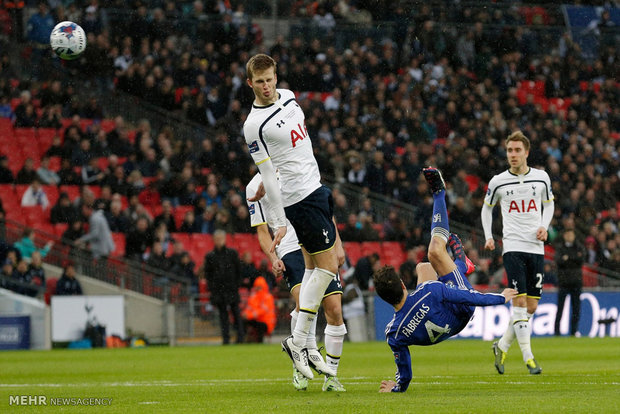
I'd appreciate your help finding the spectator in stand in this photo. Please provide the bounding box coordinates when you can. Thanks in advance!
[242,276,276,343]
[0,155,14,183]
[75,204,115,260]
[153,222,173,253]
[12,258,36,296]
[204,229,244,345]
[16,158,38,185]
[340,213,363,242]
[57,158,82,186]
[179,210,200,233]
[0,259,15,291]
[196,205,217,234]
[50,192,79,224]
[342,272,367,342]
[359,213,380,242]
[61,220,84,244]
[39,104,63,129]
[554,228,585,336]
[104,165,130,196]
[21,178,50,210]
[14,228,53,259]
[26,1,55,80]
[214,208,234,233]
[125,216,153,261]
[81,156,105,185]
[27,251,46,289]
[55,263,83,295]
[73,186,96,211]
[146,241,169,270]
[36,155,60,185]
[93,185,113,212]
[353,252,381,291]
[399,248,419,289]
[153,200,177,233]
[14,91,36,127]
[105,198,130,233]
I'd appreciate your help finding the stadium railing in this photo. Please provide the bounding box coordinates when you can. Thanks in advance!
[2,218,193,303]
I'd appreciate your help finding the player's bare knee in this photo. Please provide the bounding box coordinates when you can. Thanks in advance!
[323,295,343,325]
[427,240,444,267]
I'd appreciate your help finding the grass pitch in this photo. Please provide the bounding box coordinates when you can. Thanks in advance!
[1,337,619,413]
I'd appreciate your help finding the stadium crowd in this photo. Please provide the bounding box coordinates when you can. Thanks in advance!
[0,0,618,294]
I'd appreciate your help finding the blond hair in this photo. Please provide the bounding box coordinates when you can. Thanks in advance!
[506,130,530,152]
[246,54,277,81]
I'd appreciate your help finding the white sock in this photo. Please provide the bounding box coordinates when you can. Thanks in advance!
[293,268,335,347]
[324,324,347,376]
[498,316,516,353]
[290,310,298,336]
[512,306,534,362]
[305,312,318,350]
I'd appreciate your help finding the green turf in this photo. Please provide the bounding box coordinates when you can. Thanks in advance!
[1,337,619,413]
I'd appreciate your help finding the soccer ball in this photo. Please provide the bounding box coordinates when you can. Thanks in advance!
[50,21,87,60]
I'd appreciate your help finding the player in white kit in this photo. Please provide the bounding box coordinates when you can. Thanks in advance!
[243,54,345,387]
[246,173,346,391]
[481,131,555,375]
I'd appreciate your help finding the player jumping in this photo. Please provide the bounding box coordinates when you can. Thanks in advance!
[376,167,517,393]
[243,54,345,385]
[246,173,346,391]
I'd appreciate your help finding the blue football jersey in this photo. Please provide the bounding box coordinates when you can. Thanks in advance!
[385,281,505,392]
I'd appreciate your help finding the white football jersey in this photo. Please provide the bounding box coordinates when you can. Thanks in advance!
[243,88,322,207]
[246,174,301,259]
[484,167,554,254]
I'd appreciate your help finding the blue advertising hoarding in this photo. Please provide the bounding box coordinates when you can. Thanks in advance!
[0,316,31,350]
[375,291,620,341]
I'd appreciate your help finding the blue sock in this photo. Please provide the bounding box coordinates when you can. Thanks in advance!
[431,192,449,242]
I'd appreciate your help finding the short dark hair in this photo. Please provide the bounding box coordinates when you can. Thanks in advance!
[373,266,404,306]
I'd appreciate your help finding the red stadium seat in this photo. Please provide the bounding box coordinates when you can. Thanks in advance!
[110,233,126,257]
[37,128,59,150]
[14,184,29,202]
[382,241,406,268]
[47,156,61,172]
[21,205,50,226]
[343,242,363,266]
[170,233,192,252]
[100,119,116,133]
[54,223,69,238]
[0,117,12,131]
[42,185,59,207]
[464,174,481,192]
[44,277,58,305]
[173,205,194,229]
[0,184,15,205]
[361,241,381,257]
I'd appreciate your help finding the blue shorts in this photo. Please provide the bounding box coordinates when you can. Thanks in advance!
[284,185,336,255]
[282,249,343,296]
[438,259,475,333]
[503,251,544,298]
